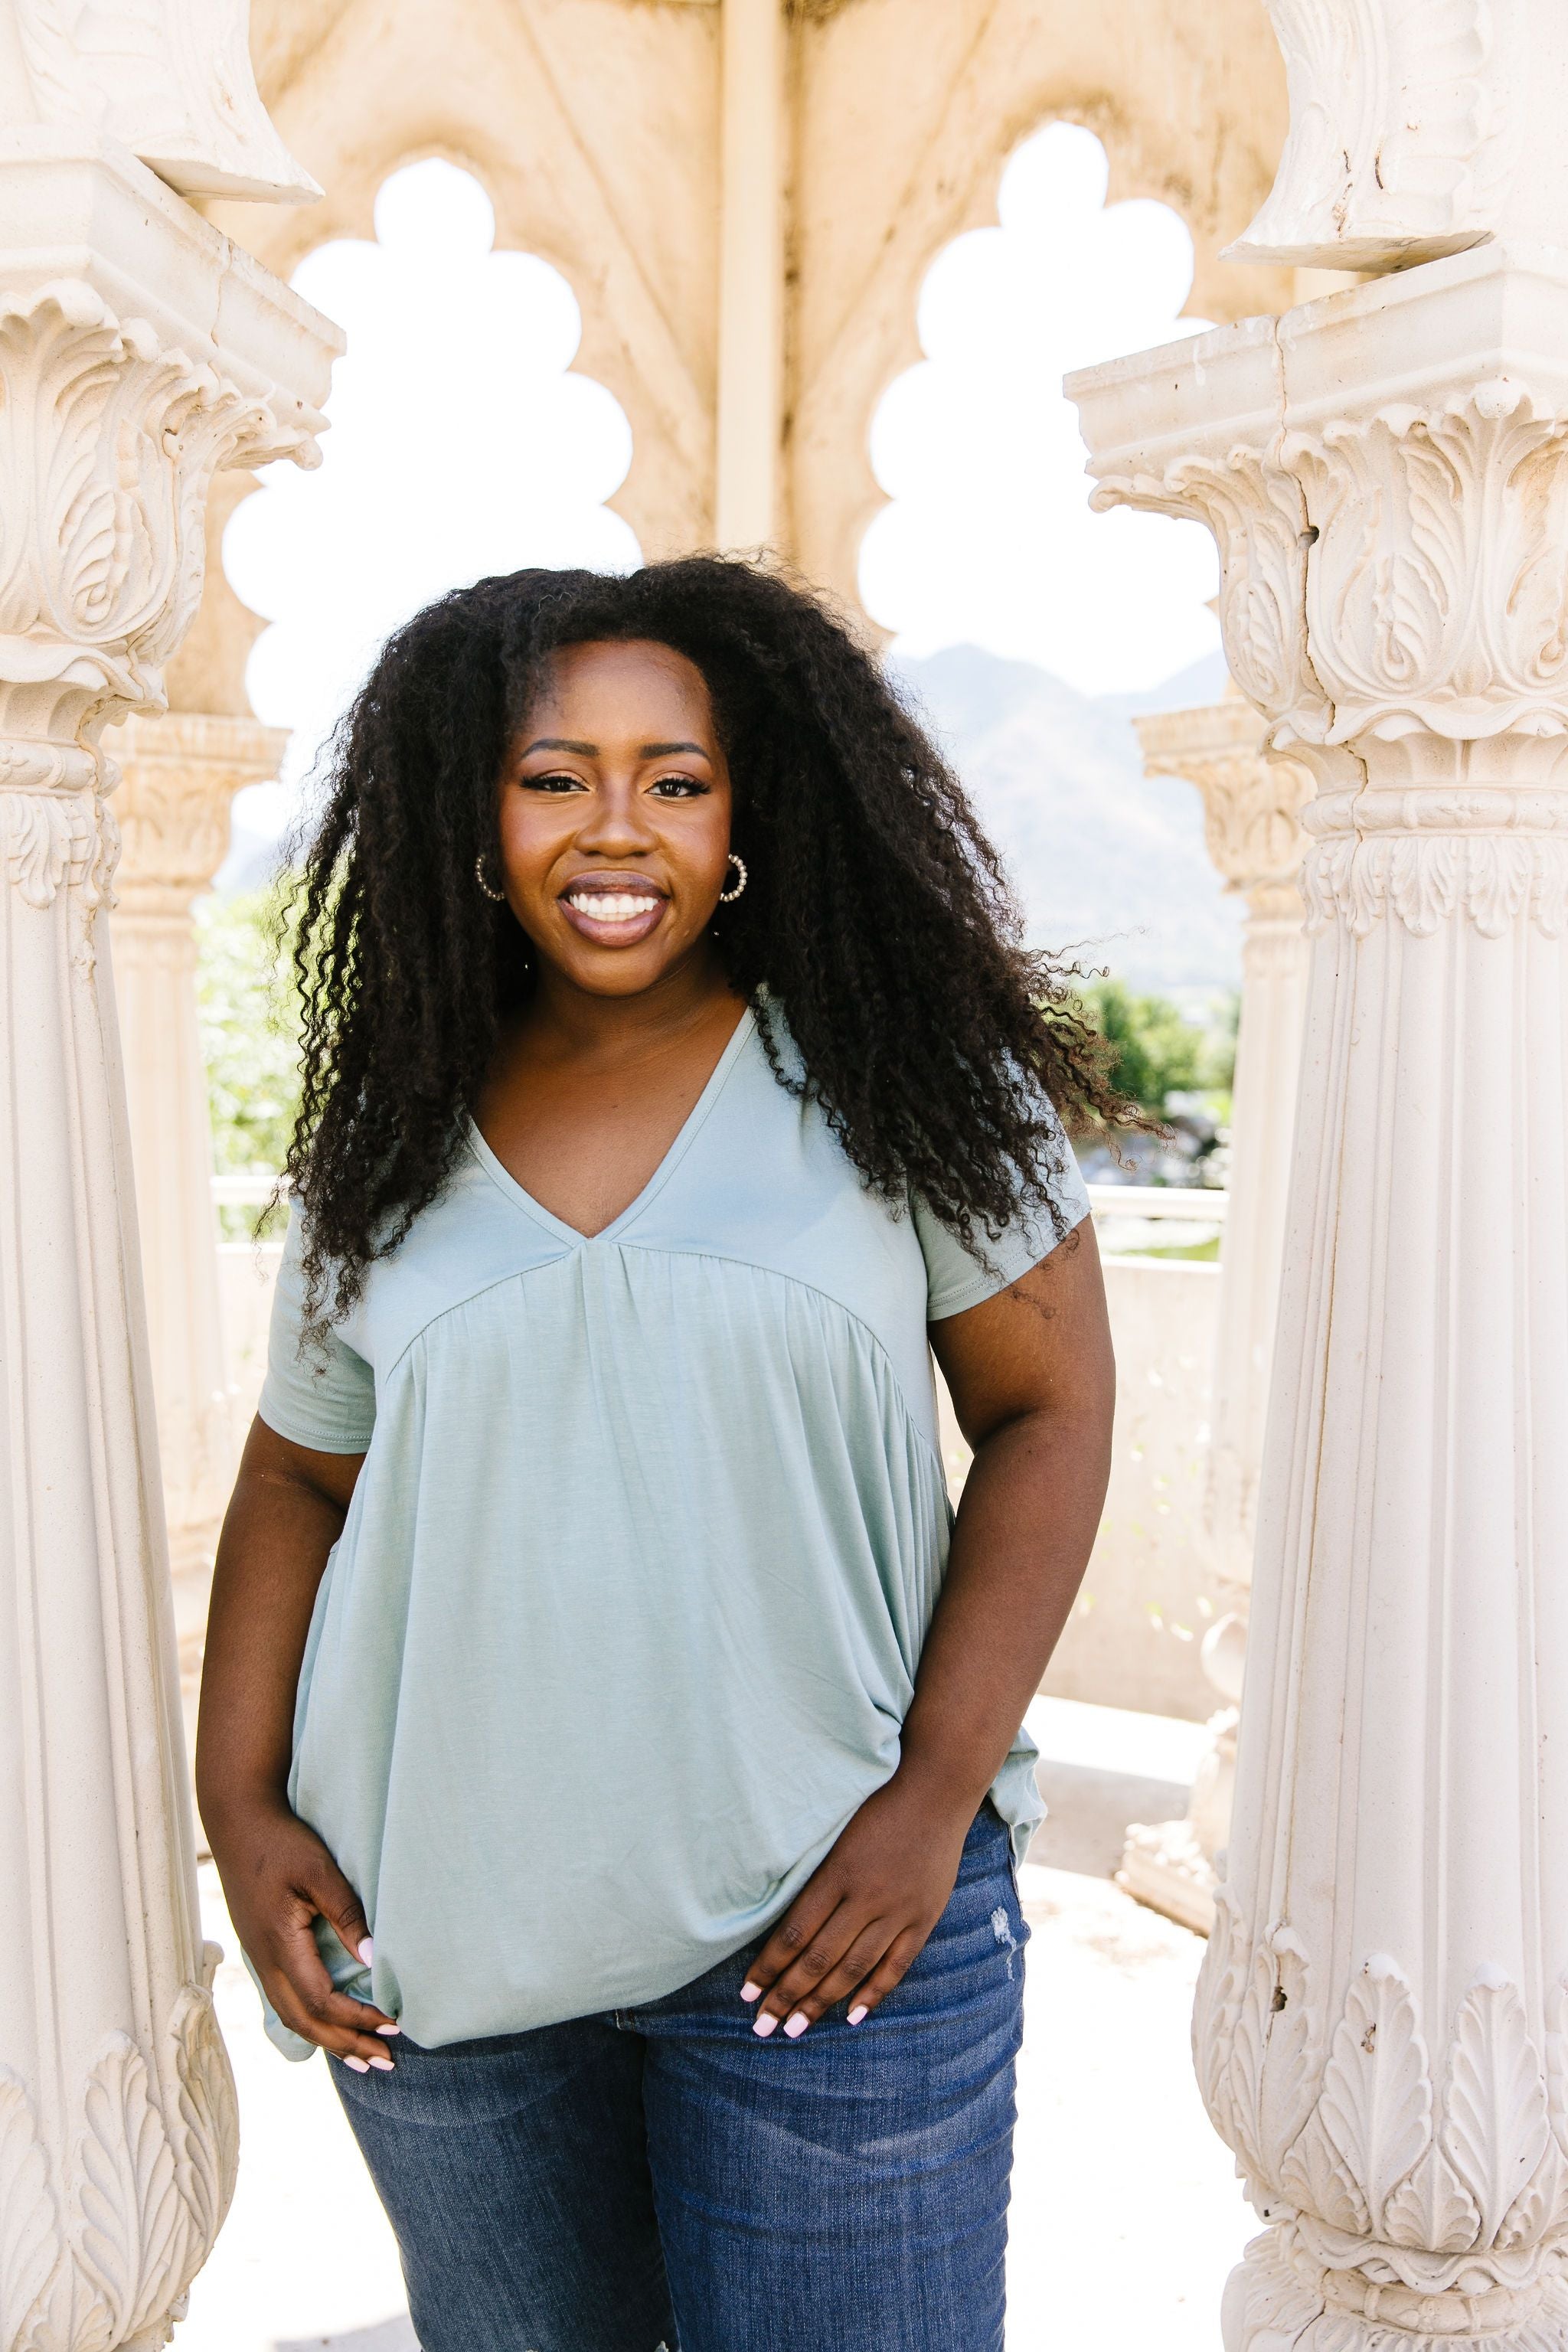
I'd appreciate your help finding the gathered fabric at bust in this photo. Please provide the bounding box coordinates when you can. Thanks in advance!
[254,1005,1089,2058]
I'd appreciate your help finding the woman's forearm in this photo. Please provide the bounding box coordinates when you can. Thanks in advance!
[195,1418,353,1840]
[196,1420,397,2064]
[897,1396,1112,1811]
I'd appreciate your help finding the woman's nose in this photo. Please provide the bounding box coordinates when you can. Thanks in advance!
[575,781,656,855]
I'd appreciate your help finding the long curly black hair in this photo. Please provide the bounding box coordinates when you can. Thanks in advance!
[283,556,1129,1325]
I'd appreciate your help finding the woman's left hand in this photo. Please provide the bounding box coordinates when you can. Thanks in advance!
[739,1767,978,2040]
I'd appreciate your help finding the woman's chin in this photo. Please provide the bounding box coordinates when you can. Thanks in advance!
[546,938,701,998]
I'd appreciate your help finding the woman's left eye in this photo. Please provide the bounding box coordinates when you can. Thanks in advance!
[649,776,707,799]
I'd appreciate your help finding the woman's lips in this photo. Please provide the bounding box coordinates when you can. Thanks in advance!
[559,882,668,947]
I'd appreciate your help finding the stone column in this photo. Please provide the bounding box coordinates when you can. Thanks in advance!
[1069,2,1568,2329]
[103,710,288,1700]
[1118,701,1311,1934]
[714,0,787,550]
[0,80,337,2352]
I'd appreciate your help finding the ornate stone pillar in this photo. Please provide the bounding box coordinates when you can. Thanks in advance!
[103,710,288,1683]
[1118,701,1311,1935]
[714,0,787,551]
[0,44,337,2350]
[1070,43,1568,2338]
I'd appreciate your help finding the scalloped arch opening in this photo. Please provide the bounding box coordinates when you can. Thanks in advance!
[220,156,641,845]
[858,121,1223,700]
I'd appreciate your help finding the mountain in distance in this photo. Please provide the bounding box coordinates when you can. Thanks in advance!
[890,644,1243,995]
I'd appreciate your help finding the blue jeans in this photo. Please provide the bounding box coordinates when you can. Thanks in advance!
[333,1803,1027,2351]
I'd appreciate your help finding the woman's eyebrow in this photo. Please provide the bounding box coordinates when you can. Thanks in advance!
[640,740,710,759]
[522,736,597,756]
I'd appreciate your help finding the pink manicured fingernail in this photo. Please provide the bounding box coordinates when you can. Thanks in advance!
[740,1981,762,2003]
[342,2055,370,2073]
[376,2023,400,2036]
[368,2054,394,2071]
[753,2011,779,2038]
[783,2012,809,2040]
[848,2004,868,2025]
[358,1939,374,1965]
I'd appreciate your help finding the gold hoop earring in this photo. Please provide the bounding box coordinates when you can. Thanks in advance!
[475,854,506,903]
[718,852,748,903]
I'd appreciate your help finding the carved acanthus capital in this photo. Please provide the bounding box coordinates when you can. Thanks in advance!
[1136,700,1312,897]
[0,158,336,913]
[1086,437,1332,753]
[1068,247,1568,939]
[1285,378,1568,763]
[0,279,315,724]
[105,710,288,908]
[3,0,320,203]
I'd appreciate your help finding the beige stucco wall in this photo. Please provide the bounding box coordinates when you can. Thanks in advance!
[197,0,1293,675]
[939,1255,1223,1724]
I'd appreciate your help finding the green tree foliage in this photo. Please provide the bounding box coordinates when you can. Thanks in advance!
[1079,976,1207,1114]
[195,890,302,1225]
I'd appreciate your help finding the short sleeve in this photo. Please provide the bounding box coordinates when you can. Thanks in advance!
[256,1204,377,1454]
[913,1103,1092,1321]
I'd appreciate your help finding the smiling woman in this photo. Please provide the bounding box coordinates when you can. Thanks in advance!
[196,555,1122,2352]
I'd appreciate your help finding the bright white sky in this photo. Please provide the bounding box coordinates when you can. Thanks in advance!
[862,123,1217,692]
[224,128,1214,841]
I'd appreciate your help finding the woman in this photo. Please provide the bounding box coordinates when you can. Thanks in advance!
[198,557,1119,2352]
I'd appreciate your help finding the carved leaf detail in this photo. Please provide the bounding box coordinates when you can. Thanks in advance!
[0,2065,57,2347]
[1280,2108,1369,2237]
[1222,1941,1278,2190]
[1317,1956,1432,2233]
[74,2035,189,2346]
[1256,1932,1322,2183]
[1441,1971,1551,2249]
[1496,2134,1565,2254]
[0,282,311,756]
[1302,835,1568,942]
[1211,1916,1323,2200]
[0,792,95,910]
[1383,2137,1484,2254]
[1544,1978,1568,2158]
[1221,2220,1327,2346]
[1194,1886,1250,2132]
[169,1987,239,2252]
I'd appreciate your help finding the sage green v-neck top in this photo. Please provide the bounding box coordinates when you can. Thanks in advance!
[256,1006,1089,2057]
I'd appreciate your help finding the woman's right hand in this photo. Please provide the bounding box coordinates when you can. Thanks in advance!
[198,1422,385,2066]
[211,1798,399,2069]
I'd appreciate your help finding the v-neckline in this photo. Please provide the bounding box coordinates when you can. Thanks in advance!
[466,1004,756,1249]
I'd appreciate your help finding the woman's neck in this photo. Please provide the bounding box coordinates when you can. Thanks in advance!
[518,942,744,1074]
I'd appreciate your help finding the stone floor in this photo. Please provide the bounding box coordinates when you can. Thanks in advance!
[174,1698,1254,2351]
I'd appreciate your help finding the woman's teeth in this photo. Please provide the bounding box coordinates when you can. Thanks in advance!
[565,890,662,924]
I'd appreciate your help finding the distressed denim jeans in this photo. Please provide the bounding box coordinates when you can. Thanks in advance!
[333,1802,1028,2352]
